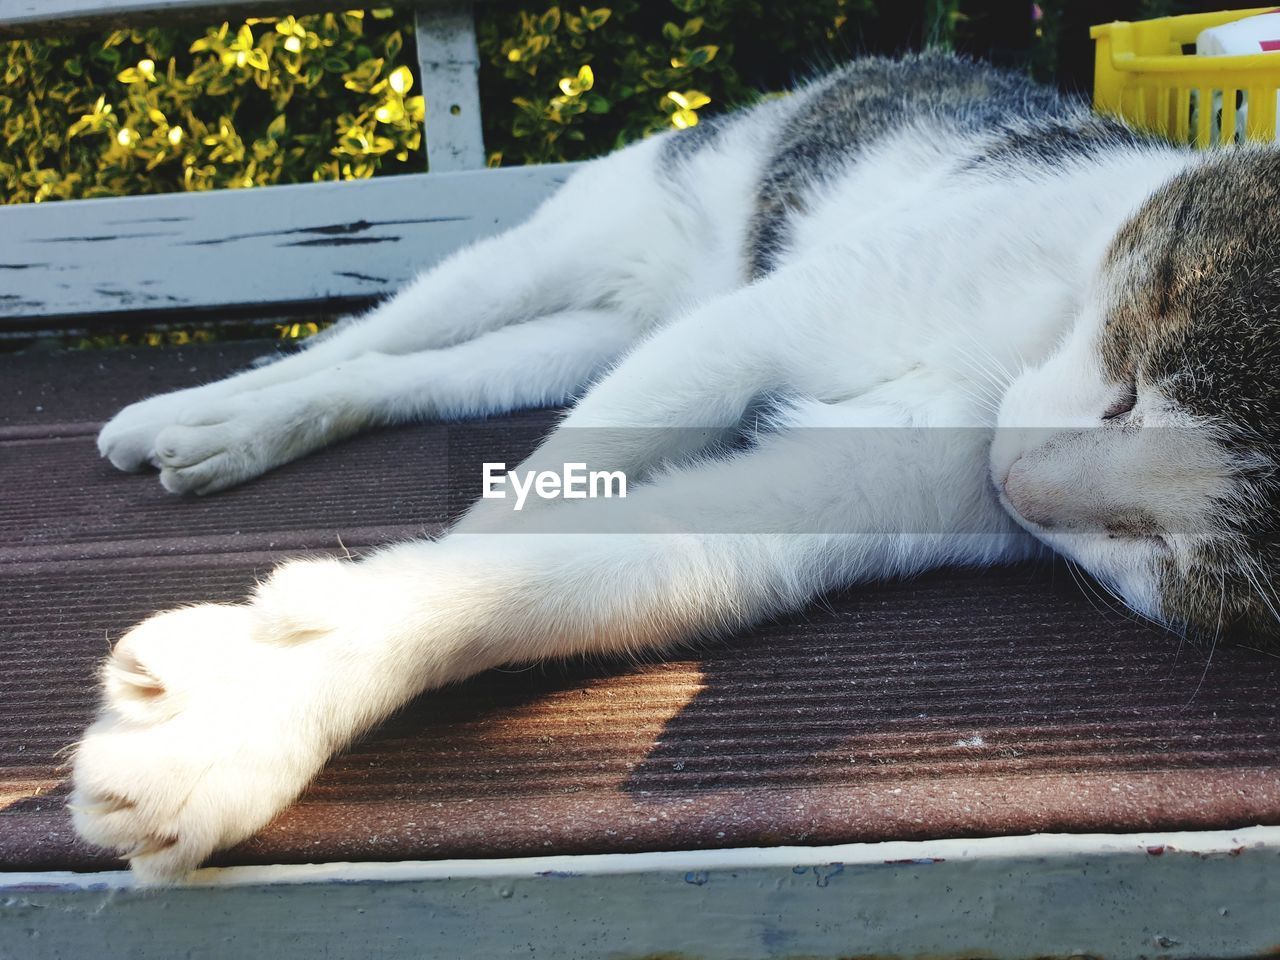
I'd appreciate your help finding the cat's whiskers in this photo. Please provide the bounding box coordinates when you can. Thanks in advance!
[951,380,1002,419]
[1064,555,1161,634]
[1064,557,1125,622]
[954,326,1016,378]
[1180,571,1226,711]
[949,340,1013,403]
[1238,552,1280,633]
[945,344,1009,418]
[958,326,1020,388]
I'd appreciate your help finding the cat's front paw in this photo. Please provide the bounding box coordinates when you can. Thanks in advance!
[69,603,332,883]
[97,389,206,473]
[149,395,309,495]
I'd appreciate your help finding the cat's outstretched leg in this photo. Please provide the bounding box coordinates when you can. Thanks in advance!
[70,399,1030,882]
[456,251,892,531]
[98,141,692,476]
[148,308,640,494]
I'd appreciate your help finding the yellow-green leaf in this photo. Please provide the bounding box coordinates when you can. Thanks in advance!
[388,65,413,95]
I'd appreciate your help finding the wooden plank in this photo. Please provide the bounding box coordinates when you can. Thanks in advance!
[416,1,486,172]
[3,830,1280,959]
[0,164,575,324]
[0,0,489,38]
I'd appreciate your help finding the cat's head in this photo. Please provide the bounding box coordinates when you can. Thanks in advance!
[991,148,1280,645]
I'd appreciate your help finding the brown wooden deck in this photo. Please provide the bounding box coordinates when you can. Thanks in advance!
[2,342,1279,874]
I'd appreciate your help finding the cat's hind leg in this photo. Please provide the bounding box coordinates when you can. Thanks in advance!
[149,307,642,494]
[456,251,874,531]
[99,139,693,474]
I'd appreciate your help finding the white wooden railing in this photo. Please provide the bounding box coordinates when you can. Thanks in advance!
[0,0,574,324]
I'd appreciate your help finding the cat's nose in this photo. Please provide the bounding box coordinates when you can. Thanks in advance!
[1002,445,1168,539]
[1001,456,1060,529]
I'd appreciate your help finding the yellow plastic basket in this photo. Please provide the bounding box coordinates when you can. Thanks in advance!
[1092,7,1280,145]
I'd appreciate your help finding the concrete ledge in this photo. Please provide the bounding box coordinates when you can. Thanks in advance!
[4,828,1280,959]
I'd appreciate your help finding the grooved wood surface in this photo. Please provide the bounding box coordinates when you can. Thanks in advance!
[1,344,1279,873]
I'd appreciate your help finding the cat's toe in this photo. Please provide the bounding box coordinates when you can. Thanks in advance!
[99,387,236,474]
[158,456,248,496]
[98,394,192,469]
[69,723,225,883]
[154,428,240,495]
[154,424,229,469]
[97,417,163,472]
[102,605,254,723]
[70,713,321,883]
[154,422,271,495]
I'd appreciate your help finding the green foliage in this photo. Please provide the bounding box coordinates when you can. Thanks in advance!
[0,8,424,203]
[0,1,867,202]
[16,0,1153,205]
[476,0,867,165]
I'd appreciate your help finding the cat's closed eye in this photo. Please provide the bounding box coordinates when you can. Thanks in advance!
[1102,380,1138,421]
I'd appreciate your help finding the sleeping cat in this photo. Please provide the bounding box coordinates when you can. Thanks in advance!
[72,53,1280,881]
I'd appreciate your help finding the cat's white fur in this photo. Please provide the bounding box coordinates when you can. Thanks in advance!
[74,63,1204,881]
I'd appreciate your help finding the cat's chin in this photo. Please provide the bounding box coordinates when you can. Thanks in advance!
[1015,529,1168,629]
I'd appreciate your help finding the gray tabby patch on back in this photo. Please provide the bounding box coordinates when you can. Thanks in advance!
[961,113,1157,175]
[745,53,1093,278]
[661,114,729,168]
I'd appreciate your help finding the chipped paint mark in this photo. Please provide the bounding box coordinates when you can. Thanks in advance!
[103,216,192,225]
[813,863,844,887]
[683,871,709,886]
[186,216,469,247]
[303,219,422,236]
[759,924,794,951]
[884,858,945,865]
[534,870,581,879]
[35,232,179,243]
[284,237,399,248]
[92,288,183,304]
[1146,845,1166,856]
[336,271,391,284]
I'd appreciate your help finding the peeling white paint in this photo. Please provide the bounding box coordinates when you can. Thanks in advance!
[0,162,574,323]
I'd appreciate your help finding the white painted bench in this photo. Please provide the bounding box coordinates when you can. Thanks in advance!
[4,6,1280,959]
[0,0,574,326]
